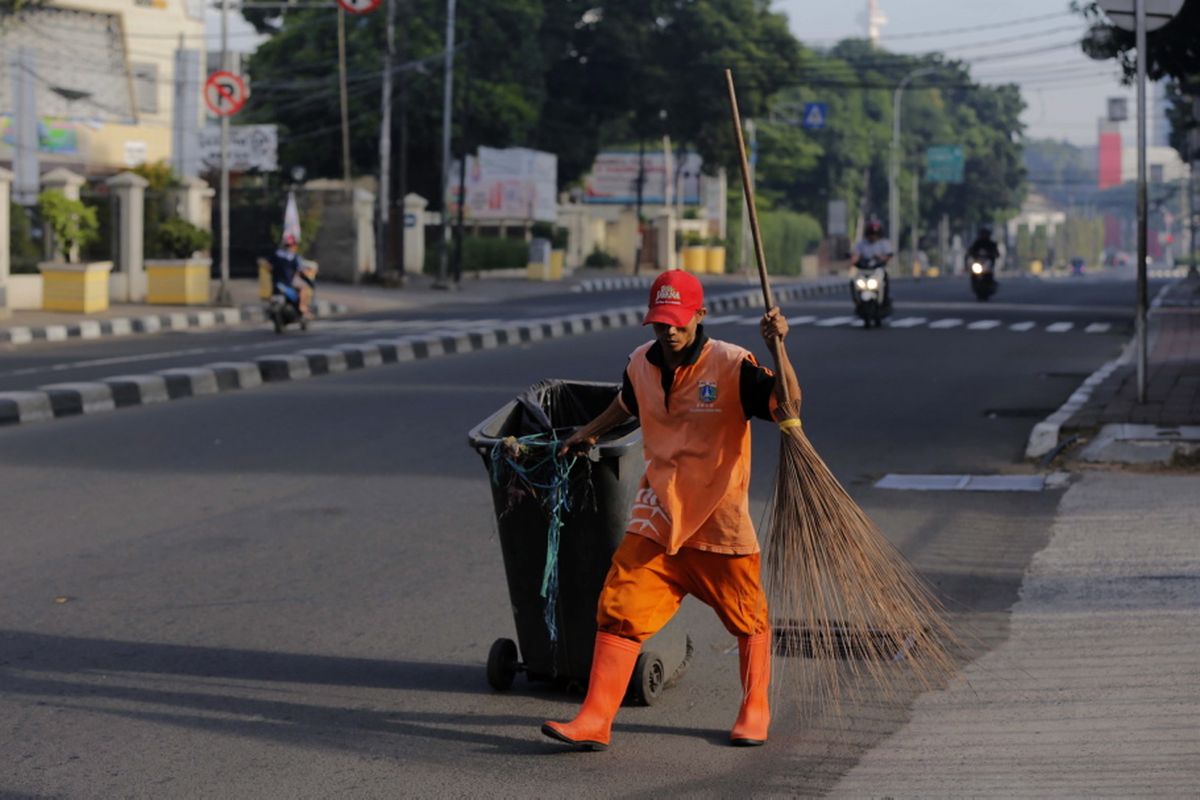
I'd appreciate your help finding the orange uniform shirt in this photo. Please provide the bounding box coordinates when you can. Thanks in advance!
[619,334,776,556]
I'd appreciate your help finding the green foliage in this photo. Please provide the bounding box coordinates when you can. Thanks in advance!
[8,201,41,273]
[130,160,181,191]
[1024,138,1097,209]
[584,245,619,268]
[37,190,99,262]
[155,218,212,259]
[552,226,569,249]
[757,210,823,276]
[682,231,706,247]
[424,235,529,273]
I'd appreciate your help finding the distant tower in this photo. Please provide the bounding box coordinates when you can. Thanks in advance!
[865,0,888,46]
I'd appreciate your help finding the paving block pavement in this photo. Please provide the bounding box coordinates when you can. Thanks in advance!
[829,471,1200,798]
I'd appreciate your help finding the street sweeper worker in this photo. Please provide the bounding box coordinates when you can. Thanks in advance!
[542,268,800,751]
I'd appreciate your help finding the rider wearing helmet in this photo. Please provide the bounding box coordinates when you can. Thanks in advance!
[851,219,893,308]
[967,225,1000,263]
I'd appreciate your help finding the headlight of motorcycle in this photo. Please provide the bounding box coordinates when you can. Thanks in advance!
[866,278,879,290]
[971,262,984,274]
[855,278,867,289]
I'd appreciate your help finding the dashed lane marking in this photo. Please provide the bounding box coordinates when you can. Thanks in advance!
[1085,322,1112,334]
[966,320,1002,330]
[786,315,818,325]
[889,317,928,328]
[928,318,964,329]
[1045,322,1074,333]
[815,316,857,327]
[1009,321,1036,332]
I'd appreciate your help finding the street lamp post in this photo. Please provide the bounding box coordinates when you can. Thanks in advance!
[889,67,935,258]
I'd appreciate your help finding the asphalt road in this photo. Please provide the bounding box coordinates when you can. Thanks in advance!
[0,271,1145,797]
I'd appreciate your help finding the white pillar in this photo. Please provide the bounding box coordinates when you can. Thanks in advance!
[167,176,215,231]
[107,171,150,302]
[0,167,11,317]
[354,187,377,279]
[656,210,676,271]
[403,193,428,273]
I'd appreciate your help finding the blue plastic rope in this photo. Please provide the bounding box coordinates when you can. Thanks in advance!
[489,432,579,643]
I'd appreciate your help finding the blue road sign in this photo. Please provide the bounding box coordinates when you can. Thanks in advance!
[802,102,827,130]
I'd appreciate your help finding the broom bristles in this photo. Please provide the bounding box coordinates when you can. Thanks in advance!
[766,400,960,718]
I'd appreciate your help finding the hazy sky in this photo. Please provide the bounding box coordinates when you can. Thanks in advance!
[208,1,1152,149]
[773,0,1144,147]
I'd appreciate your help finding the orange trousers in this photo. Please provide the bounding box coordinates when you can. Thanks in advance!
[596,533,769,643]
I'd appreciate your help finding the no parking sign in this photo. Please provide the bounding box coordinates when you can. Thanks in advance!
[336,0,381,13]
[204,71,248,118]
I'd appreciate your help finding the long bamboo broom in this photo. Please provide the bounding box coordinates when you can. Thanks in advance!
[724,69,959,717]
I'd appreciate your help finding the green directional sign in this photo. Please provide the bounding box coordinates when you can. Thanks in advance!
[925,145,964,184]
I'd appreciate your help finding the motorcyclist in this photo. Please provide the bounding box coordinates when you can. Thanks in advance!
[851,219,893,307]
[967,225,1000,265]
[269,234,315,318]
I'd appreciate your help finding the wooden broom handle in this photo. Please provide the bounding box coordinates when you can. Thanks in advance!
[725,69,794,406]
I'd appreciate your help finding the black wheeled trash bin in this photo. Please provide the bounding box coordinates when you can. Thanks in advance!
[467,379,690,705]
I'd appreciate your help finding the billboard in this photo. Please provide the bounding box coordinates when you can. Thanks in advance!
[583,150,703,205]
[197,124,278,172]
[450,146,557,223]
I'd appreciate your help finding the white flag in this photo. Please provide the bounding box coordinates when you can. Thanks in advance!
[283,191,301,244]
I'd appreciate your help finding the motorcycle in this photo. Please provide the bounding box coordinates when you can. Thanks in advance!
[968,255,997,301]
[267,269,316,334]
[851,258,891,328]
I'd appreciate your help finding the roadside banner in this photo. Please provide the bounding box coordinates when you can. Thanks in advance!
[449,146,557,222]
[198,124,278,172]
[583,150,703,205]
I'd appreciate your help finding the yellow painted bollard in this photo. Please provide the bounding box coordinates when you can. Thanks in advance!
[683,246,707,273]
[258,258,272,299]
[1030,260,1043,275]
[39,262,113,313]
[706,246,726,275]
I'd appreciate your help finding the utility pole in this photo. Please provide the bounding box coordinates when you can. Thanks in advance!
[337,8,352,199]
[890,67,934,249]
[377,0,395,279]
[216,0,232,305]
[1134,0,1148,403]
[910,172,919,276]
[739,118,756,276]
[396,0,409,283]
[435,0,456,289]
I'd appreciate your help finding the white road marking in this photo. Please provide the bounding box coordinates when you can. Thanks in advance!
[966,320,1002,330]
[875,474,1047,492]
[785,315,818,325]
[1046,321,1074,333]
[705,315,743,325]
[888,317,927,328]
[1085,322,1112,334]
[815,316,857,327]
[1009,321,1036,332]
[928,318,964,329]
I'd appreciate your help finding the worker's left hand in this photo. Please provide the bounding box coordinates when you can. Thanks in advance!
[760,306,788,345]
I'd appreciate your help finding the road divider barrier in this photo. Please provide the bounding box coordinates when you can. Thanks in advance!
[0,278,848,429]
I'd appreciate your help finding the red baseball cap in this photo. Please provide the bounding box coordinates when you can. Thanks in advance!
[643,270,704,327]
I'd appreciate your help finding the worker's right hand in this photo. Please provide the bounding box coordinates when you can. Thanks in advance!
[559,429,598,457]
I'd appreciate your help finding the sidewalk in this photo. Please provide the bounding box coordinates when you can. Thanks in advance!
[1028,275,1200,465]
[830,470,1200,798]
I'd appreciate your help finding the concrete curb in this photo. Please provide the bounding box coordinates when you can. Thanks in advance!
[0,278,849,429]
[1025,281,1176,460]
[0,300,348,348]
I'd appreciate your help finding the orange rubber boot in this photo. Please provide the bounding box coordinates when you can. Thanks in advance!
[542,632,641,751]
[730,632,771,746]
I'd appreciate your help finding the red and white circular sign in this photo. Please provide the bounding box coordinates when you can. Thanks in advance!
[336,0,381,14]
[204,71,248,118]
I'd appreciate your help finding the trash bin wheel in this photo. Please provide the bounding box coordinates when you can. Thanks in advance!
[487,637,519,691]
[629,651,666,706]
